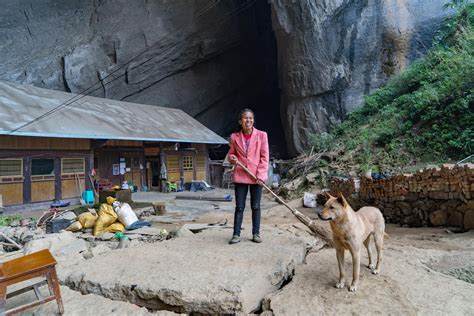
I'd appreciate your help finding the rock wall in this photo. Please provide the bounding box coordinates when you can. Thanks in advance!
[1,0,455,157]
[328,164,474,230]
[0,0,283,150]
[270,0,452,155]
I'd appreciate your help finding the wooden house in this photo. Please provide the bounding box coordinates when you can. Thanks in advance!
[0,80,227,211]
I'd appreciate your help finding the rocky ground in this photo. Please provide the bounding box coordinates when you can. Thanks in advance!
[263,226,474,315]
[2,190,474,315]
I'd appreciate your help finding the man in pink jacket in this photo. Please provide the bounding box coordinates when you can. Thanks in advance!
[228,108,269,244]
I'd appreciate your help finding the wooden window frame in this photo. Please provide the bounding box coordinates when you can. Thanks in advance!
[0,159,23,178]
[61,158,85,175]
[183,155,193,171]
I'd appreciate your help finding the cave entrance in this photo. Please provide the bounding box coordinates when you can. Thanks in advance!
[195,0,286,160]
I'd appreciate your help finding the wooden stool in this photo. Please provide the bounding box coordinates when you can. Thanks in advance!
[0,249,64,315]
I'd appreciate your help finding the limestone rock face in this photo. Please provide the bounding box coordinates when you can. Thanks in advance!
[1,1,453,156]
[0,0,278,140]
[270,0,452,155]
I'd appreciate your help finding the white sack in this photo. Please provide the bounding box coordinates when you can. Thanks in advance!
[303,192,317,208]
[115,203,138,228]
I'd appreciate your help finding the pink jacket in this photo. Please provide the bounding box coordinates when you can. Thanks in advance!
[228,128,269,184]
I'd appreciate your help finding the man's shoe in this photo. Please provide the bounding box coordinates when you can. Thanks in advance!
[229,235,241,244]
[252,234,262,243]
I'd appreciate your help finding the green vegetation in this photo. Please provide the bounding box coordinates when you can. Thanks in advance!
[443,0,471,10]
[0,214,22,226]
[310,3,474,172]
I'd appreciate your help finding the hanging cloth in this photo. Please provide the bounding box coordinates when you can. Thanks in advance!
[160,161,168,180]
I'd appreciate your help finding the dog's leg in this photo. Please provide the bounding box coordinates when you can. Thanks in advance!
[335,247,345,289]
[364,235,375,270]
[373,232,384,275]
[349,247,361,292]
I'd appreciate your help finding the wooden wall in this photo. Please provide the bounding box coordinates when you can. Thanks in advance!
[196,155,207,181]
[144,147,160,156]
[0,138,211,205]
[61,174,85,199]
[105,140,143,147]
[167,155,180,182]
[95,149,144,187]
[0,136,90,150]
[31,179,55,202]
[183,170,193,182]
[0,183,23,205]
[0,138,91,205]
[164,152,208,183]
[124,172,141,186]
[96,150,120,186]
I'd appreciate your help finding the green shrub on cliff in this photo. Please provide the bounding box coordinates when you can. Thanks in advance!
[316,3,474,169]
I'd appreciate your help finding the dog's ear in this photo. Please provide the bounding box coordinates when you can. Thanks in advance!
[337,192,348,208]
[324,191,334,200]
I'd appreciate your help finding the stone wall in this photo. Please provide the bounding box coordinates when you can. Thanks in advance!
[328,164,474,230]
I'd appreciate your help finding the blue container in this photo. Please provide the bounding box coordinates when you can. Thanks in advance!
[82,190,95,205]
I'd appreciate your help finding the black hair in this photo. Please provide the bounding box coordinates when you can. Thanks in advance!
[235,108,255,132]
[238,108,255,121]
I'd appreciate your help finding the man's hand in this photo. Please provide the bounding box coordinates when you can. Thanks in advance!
[256,178,264,186]
[229,154,238,164]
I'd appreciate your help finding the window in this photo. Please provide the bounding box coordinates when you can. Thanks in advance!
[0,159,22,177]
[32,159,54,176]
[183,156,193,171]
[62,158,85,174]
[125,157,139,169]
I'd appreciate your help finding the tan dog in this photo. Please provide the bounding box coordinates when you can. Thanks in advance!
[318,192,386,292]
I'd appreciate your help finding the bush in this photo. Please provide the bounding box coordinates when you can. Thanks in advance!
[308,133,336,152]
[308,4,474,169]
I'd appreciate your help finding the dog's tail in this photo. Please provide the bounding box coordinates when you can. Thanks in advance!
[384,232,389,239]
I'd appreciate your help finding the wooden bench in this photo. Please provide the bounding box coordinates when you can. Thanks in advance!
[0,249,64,315]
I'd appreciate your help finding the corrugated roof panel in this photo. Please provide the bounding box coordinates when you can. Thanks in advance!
[0,80,228,144]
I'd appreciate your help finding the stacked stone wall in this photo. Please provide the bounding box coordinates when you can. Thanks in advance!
[328,164,474,229]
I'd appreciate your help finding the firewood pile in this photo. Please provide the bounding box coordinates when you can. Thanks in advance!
[358,163,474,201]
[329,177,355,198]
[328,163,474,229]
[329,163,474,201]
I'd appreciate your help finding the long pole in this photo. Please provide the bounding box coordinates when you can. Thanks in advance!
[235,160,315,228]
[0,232,22,249]
[88,173,98,198]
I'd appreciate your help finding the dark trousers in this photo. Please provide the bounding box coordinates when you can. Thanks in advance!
[233,183,262,236]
